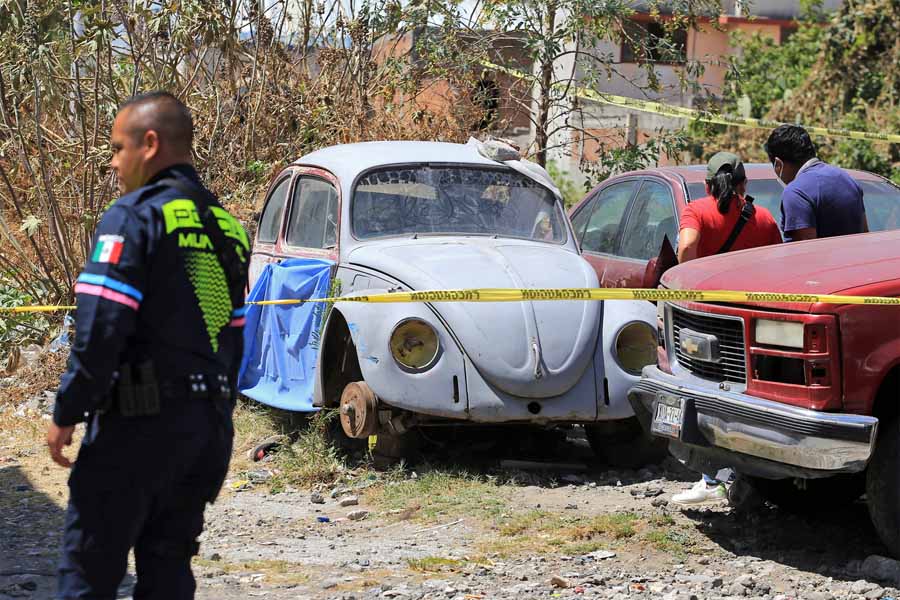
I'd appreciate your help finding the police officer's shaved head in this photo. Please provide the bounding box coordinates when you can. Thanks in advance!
[111,91,194,193]
[119,91,193,155]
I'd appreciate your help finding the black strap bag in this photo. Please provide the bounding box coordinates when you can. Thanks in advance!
[716,194,756,255]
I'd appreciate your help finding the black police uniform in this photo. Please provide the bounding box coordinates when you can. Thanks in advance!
[53,164,249,599]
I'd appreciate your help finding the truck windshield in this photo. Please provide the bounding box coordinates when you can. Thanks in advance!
[352,166,566,242]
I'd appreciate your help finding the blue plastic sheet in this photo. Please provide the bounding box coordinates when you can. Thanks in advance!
[238,258,334,411]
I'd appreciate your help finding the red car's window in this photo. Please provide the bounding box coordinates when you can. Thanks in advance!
[860,180,900,232]
[579,181,638,254]
[620,180,677,260]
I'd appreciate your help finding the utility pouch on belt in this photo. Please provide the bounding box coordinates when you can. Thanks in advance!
[115,360,160,417]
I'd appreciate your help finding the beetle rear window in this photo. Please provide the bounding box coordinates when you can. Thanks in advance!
[352,166,566,242]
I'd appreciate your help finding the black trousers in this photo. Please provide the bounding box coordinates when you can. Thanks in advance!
[57,397,233,599]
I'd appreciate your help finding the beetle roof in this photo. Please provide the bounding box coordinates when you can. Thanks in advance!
[292,141,503,182]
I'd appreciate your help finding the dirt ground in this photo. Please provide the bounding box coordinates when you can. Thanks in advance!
[2,400,899,600]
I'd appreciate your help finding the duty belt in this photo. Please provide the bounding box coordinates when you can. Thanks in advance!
[111,367,233,417]
[161,373,234,402]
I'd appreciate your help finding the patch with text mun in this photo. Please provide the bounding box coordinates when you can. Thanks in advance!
[92,235,124,264]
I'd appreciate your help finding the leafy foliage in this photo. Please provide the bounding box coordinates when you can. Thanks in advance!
[582,130,690,187]
[716,0,898,181]
[545,160,582,208]
[0,277,52,355]
[723,22,824,119]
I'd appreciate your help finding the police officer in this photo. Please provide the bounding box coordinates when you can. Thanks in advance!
[46,91,249,599]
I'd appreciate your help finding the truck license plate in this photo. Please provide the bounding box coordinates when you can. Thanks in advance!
[651,393,685,439]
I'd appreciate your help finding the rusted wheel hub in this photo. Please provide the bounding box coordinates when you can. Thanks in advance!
[339,381,378,439]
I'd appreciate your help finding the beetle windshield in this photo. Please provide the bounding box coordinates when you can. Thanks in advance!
[352,166,566,242]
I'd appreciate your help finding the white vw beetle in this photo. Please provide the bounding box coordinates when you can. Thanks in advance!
[248,140,659,459]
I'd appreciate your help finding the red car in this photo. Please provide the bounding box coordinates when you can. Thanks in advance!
[567,164,900,287]
[628,230,900,555]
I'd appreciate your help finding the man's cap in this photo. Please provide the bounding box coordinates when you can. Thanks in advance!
[707,151,746,182]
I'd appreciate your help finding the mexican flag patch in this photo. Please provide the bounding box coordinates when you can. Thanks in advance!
[92,235,124,264]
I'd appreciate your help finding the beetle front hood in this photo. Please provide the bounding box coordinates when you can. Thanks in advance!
[347,239,601,398]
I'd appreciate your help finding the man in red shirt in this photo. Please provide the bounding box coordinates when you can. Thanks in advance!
[678,152,782,263]
[672,152,782,507]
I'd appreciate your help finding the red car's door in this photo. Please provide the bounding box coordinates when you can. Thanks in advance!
[569,179,640,287]
[604,178,679,288]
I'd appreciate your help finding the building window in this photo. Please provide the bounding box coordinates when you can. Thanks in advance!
[621,21,688,64]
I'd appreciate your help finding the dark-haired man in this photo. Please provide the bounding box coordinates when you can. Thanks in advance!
[47,91,248,598]
[764,123,867,242]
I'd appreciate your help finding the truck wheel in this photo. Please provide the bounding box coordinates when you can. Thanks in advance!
[585,418,668,469]
[746,473,865,513]
[867,417,900,557]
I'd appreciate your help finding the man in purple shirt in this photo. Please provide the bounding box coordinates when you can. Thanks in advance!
[764,124,868,242]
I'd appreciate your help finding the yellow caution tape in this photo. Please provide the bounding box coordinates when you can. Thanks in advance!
[247,287,900,306]
[482,61,900,144]
[3,288,899,314]
[0,305,76,313]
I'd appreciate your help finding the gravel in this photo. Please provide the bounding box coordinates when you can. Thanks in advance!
[3,428,899,600]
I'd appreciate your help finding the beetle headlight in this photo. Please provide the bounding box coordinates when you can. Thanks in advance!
[390,319,440,372]
[615,321,658,376]
[755,319,804,349]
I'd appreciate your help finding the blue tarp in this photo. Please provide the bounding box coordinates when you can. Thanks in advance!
[238,258,334,411]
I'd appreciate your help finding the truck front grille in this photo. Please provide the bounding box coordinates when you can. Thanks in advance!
[671,305,747,383]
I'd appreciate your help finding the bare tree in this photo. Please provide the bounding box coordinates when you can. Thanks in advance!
[0,0,481,350]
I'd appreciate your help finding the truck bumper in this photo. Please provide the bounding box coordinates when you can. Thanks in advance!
[628,366,878,478]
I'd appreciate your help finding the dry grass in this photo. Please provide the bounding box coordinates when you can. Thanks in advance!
[266,410,353,489]
[366,468,510,524]
[1,347,68,408]
[229,399,293,476]
[192,558,309,585]
[480,509,695,559]
[406,556,466,573]
[481,510,636,557]
[231,405,361,490]
[644,528,696,558]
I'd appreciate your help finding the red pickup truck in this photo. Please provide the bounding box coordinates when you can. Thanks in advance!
[628,230,900,555]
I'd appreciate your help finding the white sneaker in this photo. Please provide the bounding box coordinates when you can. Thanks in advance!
[672,479,727,506]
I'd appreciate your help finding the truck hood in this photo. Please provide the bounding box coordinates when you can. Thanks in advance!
[662,231,900,311]
[347,239,600,398]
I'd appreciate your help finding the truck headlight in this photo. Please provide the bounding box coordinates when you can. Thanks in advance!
[615,321,658,376]
[755,319,804,349]
[390,319,440,372]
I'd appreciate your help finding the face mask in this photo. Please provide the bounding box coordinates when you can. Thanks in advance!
[774,161,786,188]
